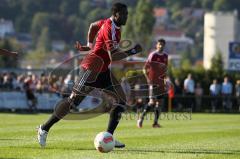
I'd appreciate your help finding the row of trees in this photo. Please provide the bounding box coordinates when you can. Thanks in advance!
[1,0,239,49]
[0,0,155,52]
[0,0,110,47]
[0,0,156,68]
[1,0,240,69]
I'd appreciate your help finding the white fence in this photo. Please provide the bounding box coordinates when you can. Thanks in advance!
[0,92,60,110]
[0,92,101,110]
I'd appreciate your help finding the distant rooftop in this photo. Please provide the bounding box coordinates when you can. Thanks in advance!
[154,8,167,17]
[153,28,184,37]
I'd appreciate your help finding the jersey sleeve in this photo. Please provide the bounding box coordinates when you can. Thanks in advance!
[102,22,118,52]
[96,19,106,28]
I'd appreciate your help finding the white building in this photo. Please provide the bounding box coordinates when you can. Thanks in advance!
[0,19,15,38]
[204,11,240,70]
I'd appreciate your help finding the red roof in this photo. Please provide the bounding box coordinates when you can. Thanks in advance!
[154,8,167,17]
[153,28,183,37]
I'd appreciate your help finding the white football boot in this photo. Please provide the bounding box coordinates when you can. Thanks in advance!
[37,125,48,148]
[114,140,125,148]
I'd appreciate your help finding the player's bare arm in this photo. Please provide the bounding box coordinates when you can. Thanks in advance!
[75,21,102,51]
[0,48,18,56]
[110,43,142,61]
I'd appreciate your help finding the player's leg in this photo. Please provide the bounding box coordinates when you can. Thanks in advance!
[152,97,162,128]
[137,99,153,128]
[37,97,71,147]
[105,72,127,134]
[41,69,92,131]
[104,71,127,148]
[137,84,154,128]
[37,68,93,147]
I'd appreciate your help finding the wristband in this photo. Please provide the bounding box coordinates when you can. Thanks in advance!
[87,42,93,49]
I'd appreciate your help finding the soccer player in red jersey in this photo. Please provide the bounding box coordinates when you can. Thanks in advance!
[37,3,142,148]
[137,39,168,128]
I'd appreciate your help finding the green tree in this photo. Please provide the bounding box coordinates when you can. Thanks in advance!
[134,0,155,50]
[24,49,48,68]
[213,0,230,11]
[31,12,50,45]
[210,52,224,78]
[86,8,109,26]
[79,0,93,17]
[59,0,79,16]
[122,7,135,41]
[68,15,86,43]
[201,0,215,10]
[181,58,192,71]
[37,27,51,52]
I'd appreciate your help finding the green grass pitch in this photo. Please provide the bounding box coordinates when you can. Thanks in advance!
[0,113,239,159]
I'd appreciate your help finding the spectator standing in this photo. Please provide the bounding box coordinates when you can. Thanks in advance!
[195,82,203,112]
[221,76,233,111]
[235,80,240,112]
[184,74,195,110]
[173,78,183,111]
[24,75,37,112]
[209,79,221,112]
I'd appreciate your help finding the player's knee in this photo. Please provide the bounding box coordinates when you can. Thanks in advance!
[54,98,71,119]
[115,95,127,104]
[68,92,84,108]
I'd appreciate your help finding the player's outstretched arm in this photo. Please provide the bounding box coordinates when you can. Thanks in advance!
[75,41,91,51]
[110,44,142,61]
[0,49,18,56]
[75,20,104,51]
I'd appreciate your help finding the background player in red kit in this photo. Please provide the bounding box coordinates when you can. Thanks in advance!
[37,3,142,148]
[137,39,168,128]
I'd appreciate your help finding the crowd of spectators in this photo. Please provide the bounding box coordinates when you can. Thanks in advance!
[1,71,240,112]
[0,71,65,93]
[121,73,240,112]
[172,74,240,112]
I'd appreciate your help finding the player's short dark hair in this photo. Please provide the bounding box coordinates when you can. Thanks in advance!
[111,3,127,15]
[158,39,166,45]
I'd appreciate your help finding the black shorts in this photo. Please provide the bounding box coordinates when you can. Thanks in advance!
[73,67,115,94]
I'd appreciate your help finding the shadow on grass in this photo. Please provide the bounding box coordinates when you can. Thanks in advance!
[0,158,31,159]
[17,146,240,155]
[19,146,96,151]
[114,148,240,155]
[0,158,26,159]
[0,138,34,141]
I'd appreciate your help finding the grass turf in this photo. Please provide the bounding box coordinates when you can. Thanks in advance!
[0,113,239,159]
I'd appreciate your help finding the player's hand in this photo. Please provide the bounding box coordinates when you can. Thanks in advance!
[133,44,142,54]
[75,41,91,51]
